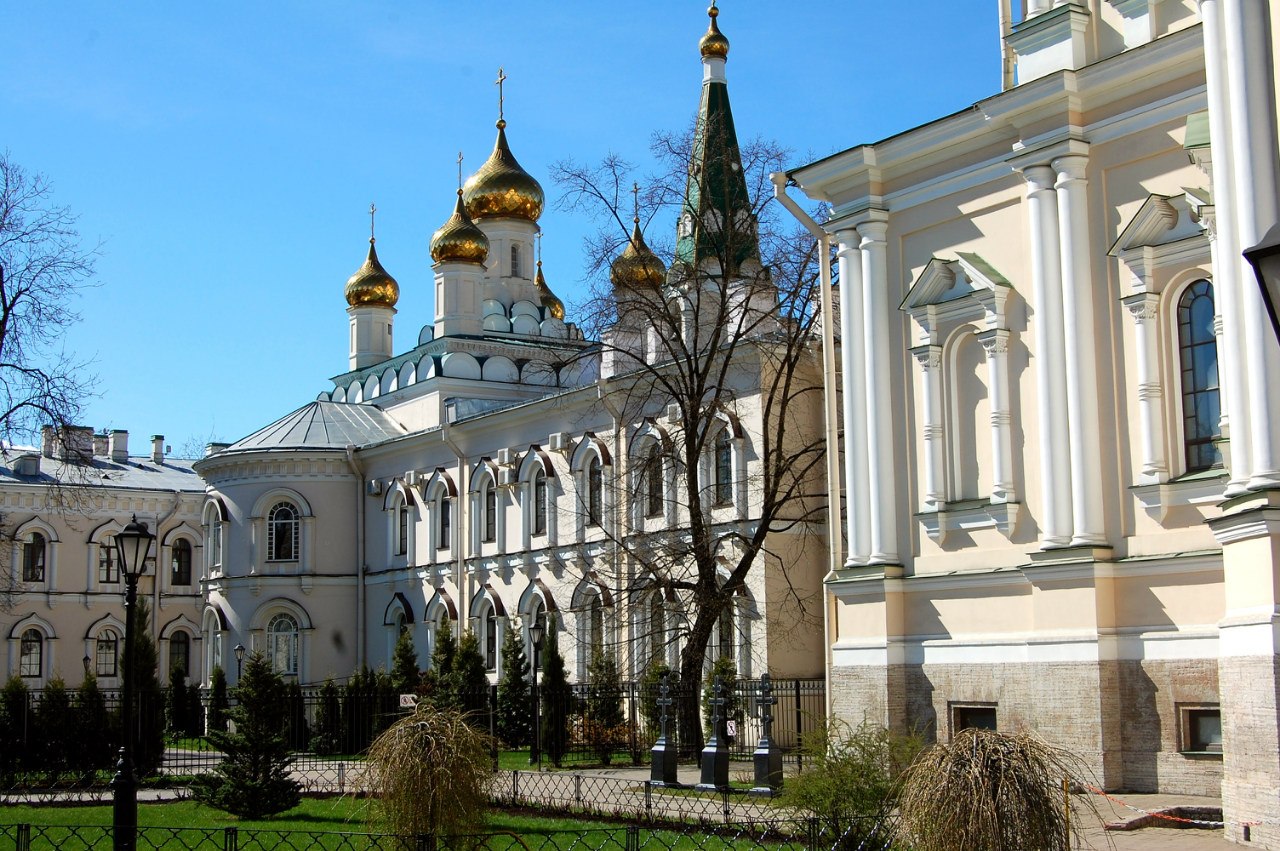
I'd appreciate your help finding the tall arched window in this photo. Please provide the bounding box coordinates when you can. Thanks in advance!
[511,244,522,278]
[396,499,410,556]
[478,601,498,670]
[207,514,223,575]
[587,457,603,526]
[588,595,604,658]
[648,593,666,668]
[170,631,191,678]
[267,502,299,562]
[99,536,118,583]
[96,628,120,677]
[1178,279,1222,472]
[438,496,452,549]
[532,467,548,536]
[19,629,42,678]
[171,539,193,586]
[22,532,46,582]
[713,429,733,505]
[267,613,300,676]
[716,601,734,662]
[644,446,663,517]
[482,478,497,543]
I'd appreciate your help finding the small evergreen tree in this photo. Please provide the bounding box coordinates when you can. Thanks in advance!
[311,677,343,755]
[33,677,73,781]
[390,631,420,696]
[184,679,204,738]
[586,650,625,765]
[0,676,30,780]
[423,625,459,711]
[130,598,166,777]
[208,666,230,733]
[454,630,490,721]
[193,651,301,818]
[168,663,190,737]
[342,667,375,753]
[72,672,112,779]
[285,680,309,750]
[539,618,569,767]
[495,627,530,747]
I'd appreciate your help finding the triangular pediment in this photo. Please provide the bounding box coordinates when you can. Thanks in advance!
[901,253,1012,312]
[1109,193,1204,256]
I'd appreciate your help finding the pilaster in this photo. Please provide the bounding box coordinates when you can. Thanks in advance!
[977,328,1016,504]
[910,344,945,512]
[1120,293,1166,484]
[836,229,871,565]
[858,215,900,565]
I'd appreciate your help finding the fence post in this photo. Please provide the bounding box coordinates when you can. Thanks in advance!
[512,768,519,800]
[416,833,437,851]
[628,680,639,765]
[644,780,652,819]
[223,826,238,851]
[626,824,640,851]
[574,772,582,805]
[338,761,346,794]
[794,679,804,771]
[16,823,30,851]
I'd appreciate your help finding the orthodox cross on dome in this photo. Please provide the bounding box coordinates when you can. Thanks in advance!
[536,228,543,264]
[632,182,641,225]
[495,67,507,123]
[368,203,377,242]
[456,151,464,191]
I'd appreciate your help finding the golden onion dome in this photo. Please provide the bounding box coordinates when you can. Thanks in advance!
[345,239,400,308]
[535,260,564,320]
[430,190,491,264]
[699,4,730,59]
[610,221,667,291]
[462,121,545,222]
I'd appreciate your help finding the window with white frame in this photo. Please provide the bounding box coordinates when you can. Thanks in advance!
[267,613,300,676]
[438,495,452,549]
[532,466,548,537]
[20,629,43,678]
[481,477,497,543]
[477,600,498,671]
[587,457,603,526]
[396,498,410,556]
[267,502,299,562]
[1177,280,1222,473]
[642,444,663,518]
[171,539,193,586]
[206,512,223,575]
[99,536,119,583]
[170,631,191,678]
[21,532,46,582]
[96,629,120,677]
[712,429,733,506]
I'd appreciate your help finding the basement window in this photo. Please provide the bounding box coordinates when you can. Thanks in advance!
[1180,705,1222,755]
[951,703,998,736]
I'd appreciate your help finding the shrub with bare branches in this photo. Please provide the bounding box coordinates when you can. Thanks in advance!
[896,728,1101,851]
[365,703,494,839]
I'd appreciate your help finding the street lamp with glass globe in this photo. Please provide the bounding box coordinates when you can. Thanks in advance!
[234,643,246,680]
[111,514,154,851]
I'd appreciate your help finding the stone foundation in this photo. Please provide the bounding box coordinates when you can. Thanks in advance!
[1219,653,1280,847]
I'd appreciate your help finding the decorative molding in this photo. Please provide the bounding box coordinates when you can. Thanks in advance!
[917,501,1021,544]
[1131,473,1227,524]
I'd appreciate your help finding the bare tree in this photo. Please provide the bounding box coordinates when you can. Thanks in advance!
[551,123,830,753]
[0,152,96,445]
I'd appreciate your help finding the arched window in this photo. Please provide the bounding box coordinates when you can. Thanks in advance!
[511,244,522,278]
[643,445,663,517]
[267,502,299,562]
[713,429,733,505]
[394,610,407,637]
[1178,280,1222,472]
[170,631,191,678]
[21,532,46,582]
[96,628,120,677]
[99,536,119,583]
[396,499,410,556]
[207,514,223,575]
[171,539,193,586]
[715,601,734,662]
[438,496,452,549]
[478,601,498,671]
[589,595,604,658]
[267,613,299,676]
[482,478,497,543]
[587,457,603,526]
[19,629,42,678]
[532,467,548,536]
[648,593,666,667]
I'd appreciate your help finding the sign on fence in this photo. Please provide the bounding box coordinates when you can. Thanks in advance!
[399,694,418,708]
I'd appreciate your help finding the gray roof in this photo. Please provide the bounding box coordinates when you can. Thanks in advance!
[0,454,204,492]
[220,401,407,454]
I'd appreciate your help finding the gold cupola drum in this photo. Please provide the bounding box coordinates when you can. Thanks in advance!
[431,190,491,265]
[345,238,400,308]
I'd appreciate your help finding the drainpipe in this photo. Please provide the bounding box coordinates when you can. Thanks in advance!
[441,412,468,642]
[770,172,839,719]
[345,446,366,671]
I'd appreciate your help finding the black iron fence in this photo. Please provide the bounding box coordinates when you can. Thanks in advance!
[0,818,897,851]
[0,678,824,798]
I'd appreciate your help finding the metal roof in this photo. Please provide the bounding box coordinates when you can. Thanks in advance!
[220,401,407,454]
[0,454,204,492]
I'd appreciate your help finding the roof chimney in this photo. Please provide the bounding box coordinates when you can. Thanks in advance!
[93,433,109,457]
[14,453,41,477]
[41,425,56,459]
[206,442,231,457]
[151,434,165,465]
[109,430,129,463]
[61,426,94,464]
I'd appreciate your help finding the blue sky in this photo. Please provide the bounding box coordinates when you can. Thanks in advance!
[3,2,998,455]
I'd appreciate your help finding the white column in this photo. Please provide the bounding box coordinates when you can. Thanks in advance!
[1197,0,1252,493]
[1121,293,1166,484]
[859,218,900,564]
[1028,0,1052,14]
[1053,153,1107,545]
[911,345,946,511]
[1222,0,1280,489]
[836,230,871,565]
[1022,165,1073,547]
[979,329,1017,503]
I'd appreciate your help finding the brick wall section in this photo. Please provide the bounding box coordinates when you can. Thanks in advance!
[1220,654,1280,847]
[829,658,1225,795]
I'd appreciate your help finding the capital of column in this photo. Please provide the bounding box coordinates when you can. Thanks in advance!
[834,228,861,255]
[978,328,1010,358]
[857,219,889,244]
[1052,152,1089,185]
[1121,292,1160,323]
[1021,164,1058,196]
[910,344,942,369]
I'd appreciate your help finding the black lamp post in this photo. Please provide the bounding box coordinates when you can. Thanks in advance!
[528,620,544,769]
[234,643,246,680]
[112,515,154,851]
[1245,224,1280,342]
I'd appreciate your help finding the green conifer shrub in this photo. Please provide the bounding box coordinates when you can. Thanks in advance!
[390,631,421,696]
[208,666,230,733]
[454,631,490,721]
[311,677,343,755]
[586,650,625,764]
[33,677,73,781]
[539,618,569,767]
[129,598,166,777]
[193,651,301,818]
[72,672,112,780]
[495,627,530,747]
[0,677,30,780]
